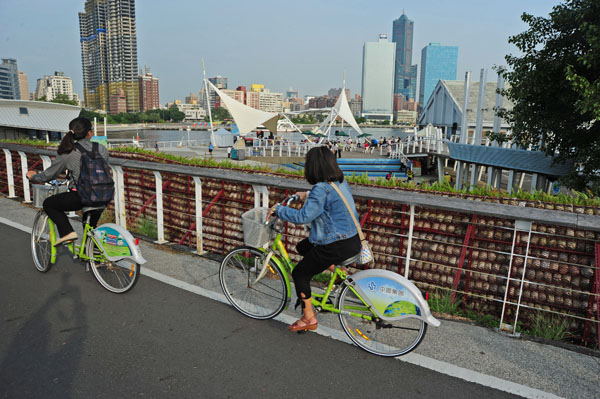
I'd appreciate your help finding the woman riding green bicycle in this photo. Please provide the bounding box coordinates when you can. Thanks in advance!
[266,146,361,332]
[27,117,110,245]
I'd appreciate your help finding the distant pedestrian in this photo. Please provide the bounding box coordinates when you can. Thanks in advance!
[209,143,214,156]
[386,171,392,180]
[155,141,159,152]
[227,147,231,158]
[407,169,414,182]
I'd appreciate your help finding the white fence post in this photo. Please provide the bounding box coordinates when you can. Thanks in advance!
[2,149,16,198]
[499,220,532,335]
[153,171,167,244]
[17,151,31,203]
[404,204,415,279]
[511,220,533,336]
[40,155,52,170]
[192,176,204,254]
[110,165,126,228]
[252,184,269,208]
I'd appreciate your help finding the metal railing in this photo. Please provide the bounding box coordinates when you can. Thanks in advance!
[1,142,599,347]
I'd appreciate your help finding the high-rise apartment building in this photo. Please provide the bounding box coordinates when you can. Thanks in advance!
[236,86,247,103]
[139,71,159,111]
[221,89,245,105]
[258,90,283,113]
[246,91,259,109]
[419,43,458,106]
[79,0,139,112]
[392,13,417,100]
[361,35,395,121]
[18,71,29,100]
[0,59,20,99]
[208,76,227,89]
[34,72,75,101]
[206,76,228,109]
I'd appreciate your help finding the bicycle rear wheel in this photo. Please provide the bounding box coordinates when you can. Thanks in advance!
[86,236,140,293]
[219,246,287,319]
[31,211,53,272]
[337,285,427,357]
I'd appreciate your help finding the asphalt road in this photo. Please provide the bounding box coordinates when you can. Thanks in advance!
[0,223,522,399]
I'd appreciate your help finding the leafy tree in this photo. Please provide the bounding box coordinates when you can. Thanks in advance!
[355,116,366,124]
[51,93,78,106]
[291,114,316,124]
[495,0,600,192]
[168,106,186,122]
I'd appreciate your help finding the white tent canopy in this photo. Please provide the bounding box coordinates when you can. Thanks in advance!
[207,81,279,135]
[213,128,235,147]
[319,88,363,138]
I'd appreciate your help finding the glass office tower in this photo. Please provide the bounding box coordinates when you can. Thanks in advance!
[361,35,395,121]
[392,13,417,101]
[419,43,458,106]
[0,59,20,100]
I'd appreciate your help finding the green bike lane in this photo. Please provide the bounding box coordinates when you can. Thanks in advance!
[0,197,598,398]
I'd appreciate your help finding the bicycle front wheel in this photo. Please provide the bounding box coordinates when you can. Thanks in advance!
[86,237,140,293]
[219,246,287,319]
[337,285,427,357]
[31,211,53,272]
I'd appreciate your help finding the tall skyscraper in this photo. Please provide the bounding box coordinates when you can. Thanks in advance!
[419,43,458,106]
[392,13,417,101]
[79,0,139,112]
[139,70,159,111]
[361,34,395,121]
[18,71,29,100]
[0,59,20,100]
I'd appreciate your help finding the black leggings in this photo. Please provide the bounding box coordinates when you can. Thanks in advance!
[292,235,361,301]
[43,191,102,237]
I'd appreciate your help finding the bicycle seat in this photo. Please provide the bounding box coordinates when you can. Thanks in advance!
[82,205,106,214]
[338,253,361,267]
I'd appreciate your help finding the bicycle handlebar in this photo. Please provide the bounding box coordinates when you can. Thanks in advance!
[47,179,69,186]
[265,194,300,225]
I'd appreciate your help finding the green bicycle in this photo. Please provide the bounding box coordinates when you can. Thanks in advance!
[31,181,146,294]
[219,195,440,357]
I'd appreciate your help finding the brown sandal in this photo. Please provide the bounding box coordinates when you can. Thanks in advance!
[288,316,318,332]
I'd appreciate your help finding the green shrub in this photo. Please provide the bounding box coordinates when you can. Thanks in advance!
[524,311,571,341]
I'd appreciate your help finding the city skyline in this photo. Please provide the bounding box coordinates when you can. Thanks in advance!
[1,0,561,105]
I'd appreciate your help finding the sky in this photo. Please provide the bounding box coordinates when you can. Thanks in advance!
[1,0,562,104]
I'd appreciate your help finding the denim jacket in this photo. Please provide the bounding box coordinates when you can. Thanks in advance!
[275,180,359,245]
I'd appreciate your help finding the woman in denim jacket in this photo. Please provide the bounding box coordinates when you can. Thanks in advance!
[266,146,361,332]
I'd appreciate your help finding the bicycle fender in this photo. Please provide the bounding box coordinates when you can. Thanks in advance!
[347,269,440,327]
[92,223,147,265]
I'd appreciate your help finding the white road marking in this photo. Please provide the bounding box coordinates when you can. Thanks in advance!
[0,216,32,234]
[1,216,564,399]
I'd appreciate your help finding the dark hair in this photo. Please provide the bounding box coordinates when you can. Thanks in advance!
[57,117,92,155]
[304,146,344,185]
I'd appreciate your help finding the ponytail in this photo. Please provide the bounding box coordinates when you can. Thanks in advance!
[57,131,75,154]
[57,117,92,155]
